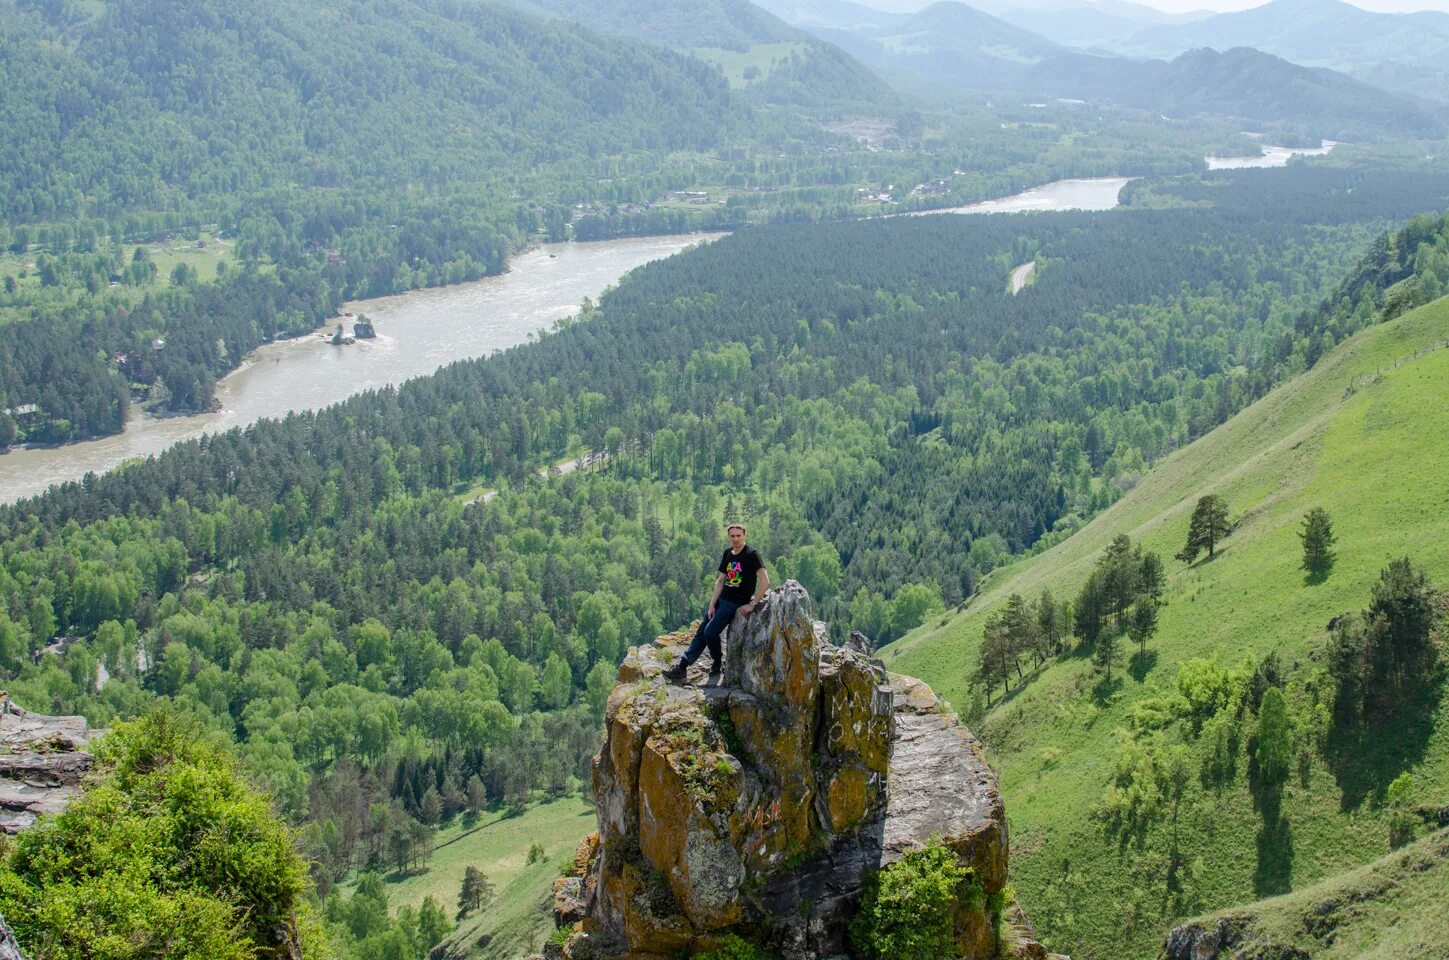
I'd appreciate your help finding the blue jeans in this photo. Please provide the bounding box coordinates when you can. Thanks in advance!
[680,598,741,668]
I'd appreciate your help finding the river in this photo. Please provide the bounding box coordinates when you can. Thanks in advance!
[1206,140,1337,170]
[0,142,1337,504]
[920,176,1136,215]
[0,234,716,505]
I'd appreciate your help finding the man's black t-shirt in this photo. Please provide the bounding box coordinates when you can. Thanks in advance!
[719,546,764,604]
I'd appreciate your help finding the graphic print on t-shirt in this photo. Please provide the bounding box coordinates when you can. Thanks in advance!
[724,560,744,588]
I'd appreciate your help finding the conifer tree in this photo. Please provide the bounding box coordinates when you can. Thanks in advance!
[1093,630,1122,681]
[1036,589,1064,657]
[457,865,495,918]
[1129,597,1159,655]
[1300,507,1335,577]
[1176,494,1230,563]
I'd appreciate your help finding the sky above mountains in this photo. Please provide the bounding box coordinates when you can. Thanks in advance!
[852,0,1449,15]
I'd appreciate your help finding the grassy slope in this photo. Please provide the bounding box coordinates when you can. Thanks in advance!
[348,796,594,960]
[1171,827,1449,960]
[885,297,1449,958]
[690,42,811,88]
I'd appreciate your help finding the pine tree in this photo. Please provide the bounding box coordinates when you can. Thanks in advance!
[1002,593,1038,672]
[457,865,495,918]
[420,785,443,825]
[977,611,1014,702]
[1129,597,1159,655]
[1092,630,1122,682]
[1138,551,1166,604]
[1176,494,1230,563]
[1036,590,1064,657]
[1300,507,1335,577]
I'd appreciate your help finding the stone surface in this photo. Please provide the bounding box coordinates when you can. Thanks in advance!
[1162,918,1248,960]
[815,643,891,836]
[559,582,1011,960]
[0,695,94,835]
[883,673,1008,892]
[0,694,93,960]
[0,911,24,960]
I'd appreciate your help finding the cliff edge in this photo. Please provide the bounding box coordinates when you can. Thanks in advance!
[551,580,1050,960]
[0,694,92,835]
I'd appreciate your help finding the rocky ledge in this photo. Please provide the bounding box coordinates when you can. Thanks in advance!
[0,694,93,835]
[551,580,1043,960]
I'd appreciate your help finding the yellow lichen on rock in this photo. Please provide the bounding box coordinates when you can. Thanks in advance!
[558,581,1013,960]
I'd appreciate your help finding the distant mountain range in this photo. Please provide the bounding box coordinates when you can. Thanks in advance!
[761,0,1208,48]
[1044,46,1444,140]
[757,0,1445,139]
[796,1,1063,91]
[1102,0,1449,103]
[492,0,895,110]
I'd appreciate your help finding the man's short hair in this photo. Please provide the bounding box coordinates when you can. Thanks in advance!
[726,523,747,534]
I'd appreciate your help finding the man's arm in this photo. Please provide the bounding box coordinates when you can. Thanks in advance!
[742,568,769,615]
[707,573,725,617]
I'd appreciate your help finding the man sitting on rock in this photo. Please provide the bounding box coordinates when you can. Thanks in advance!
[665,523,768,683]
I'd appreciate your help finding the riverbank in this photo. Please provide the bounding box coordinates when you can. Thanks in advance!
[0,142,1342,504]
[0,235,717,505]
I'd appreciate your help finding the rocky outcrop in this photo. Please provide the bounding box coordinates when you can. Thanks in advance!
[0,912,25,960]
[555,581,1013,960]
[0,694,89,960]
[0,695,93,834]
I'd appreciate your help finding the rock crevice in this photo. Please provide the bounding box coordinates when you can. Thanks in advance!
[555,581,1014,960]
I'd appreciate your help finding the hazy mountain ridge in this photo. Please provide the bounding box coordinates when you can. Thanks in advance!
[759,0,1441,139]
[1110,0,1449,103]
[1039,46,1445,141]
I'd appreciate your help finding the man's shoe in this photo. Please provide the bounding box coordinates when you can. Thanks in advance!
[707,660,723,678]
[663,661,689,683]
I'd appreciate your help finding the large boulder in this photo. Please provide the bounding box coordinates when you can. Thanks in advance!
[557,582,1015,960]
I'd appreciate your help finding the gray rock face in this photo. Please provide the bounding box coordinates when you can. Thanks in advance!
[1163,918,1249,960]
[883,674,1008,890]
[0,696,93,834]
[0,912,25,960]
[0,694,90,960]
[559,582,1010,960]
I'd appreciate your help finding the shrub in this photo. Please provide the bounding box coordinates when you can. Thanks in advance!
[695,933,777,960]
[848,839,977,960]
[0,708,322,960]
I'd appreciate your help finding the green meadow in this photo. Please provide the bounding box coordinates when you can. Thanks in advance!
[886,297,1449,958]
[689,42,810,88]
[347,795,595,960]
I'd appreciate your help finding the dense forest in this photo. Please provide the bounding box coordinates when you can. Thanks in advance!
[0,170,1445,929]
[0,0,1284,445]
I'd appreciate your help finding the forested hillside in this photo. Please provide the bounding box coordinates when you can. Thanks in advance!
[0,167,1445,955]
[1038,46,1445,142]
[493,0,894,109]
[0,0,1253,448]
[1110,0,1449,104]
[0,0,758,443]
[0,0,743,221]
[777,0,1443,140]
[887,212,1449,958]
